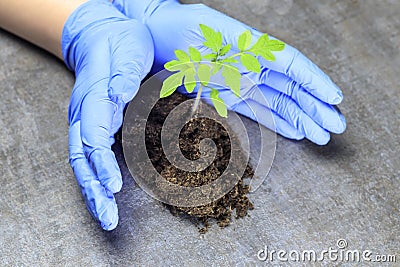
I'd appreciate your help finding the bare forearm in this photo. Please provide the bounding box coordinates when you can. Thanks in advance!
[0,0,88,59]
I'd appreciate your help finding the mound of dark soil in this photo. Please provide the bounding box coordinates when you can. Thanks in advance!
[144,93,254,232]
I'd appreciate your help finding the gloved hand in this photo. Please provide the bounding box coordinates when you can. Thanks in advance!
[62,0,154,230]
[113,0,346,145]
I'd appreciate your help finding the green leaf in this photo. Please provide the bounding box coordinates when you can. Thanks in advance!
[203,53,218,61]
[240,54,261,73]
[198,64,212,86]
[160,72,184,98]
[164,60,193,72]
[222,65,241,97]
[219,44,231,56]
[183,69,197,93]
[164,60,180,71]
[174,49,191,62]
[238,30,252,51]
[265,39,285,51]
[248,34,269,56]
[189,47,202,62]
[259,50,275,61]
[248,34,285,61]
[211,62,223,75]
[200,24,223,53]
[210,88,227,118]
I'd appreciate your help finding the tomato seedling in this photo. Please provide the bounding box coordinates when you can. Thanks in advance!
[160,24,285,117]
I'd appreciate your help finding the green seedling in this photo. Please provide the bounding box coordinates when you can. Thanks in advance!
[160,24,285,117]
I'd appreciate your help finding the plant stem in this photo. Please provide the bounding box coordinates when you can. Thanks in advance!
[222,51,249,62]
[190,50,248,117]
[192,83,204,116]
[225,52,242,59]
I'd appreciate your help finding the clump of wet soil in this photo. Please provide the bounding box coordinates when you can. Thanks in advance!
[144,93,254,232]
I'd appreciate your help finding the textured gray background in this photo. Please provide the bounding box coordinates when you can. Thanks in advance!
[0,0,399,266]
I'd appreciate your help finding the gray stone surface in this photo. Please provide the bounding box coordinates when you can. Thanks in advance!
[0,0,399,266]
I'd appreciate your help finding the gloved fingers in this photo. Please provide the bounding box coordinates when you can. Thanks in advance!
[251,86,331,145]
[256,71,346,133]
[258,44,343,105]
[232,99,305,140]
[69,121,119,231]
[108,21,154,105]
[292,86,346,134]
[80,91,123,194]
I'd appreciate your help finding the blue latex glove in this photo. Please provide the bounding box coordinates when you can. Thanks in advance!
[62,0,154,230]
[113,0,346,145]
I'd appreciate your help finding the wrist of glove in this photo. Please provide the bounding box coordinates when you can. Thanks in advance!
[113,0,177,24]
[63,0,128,71]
